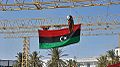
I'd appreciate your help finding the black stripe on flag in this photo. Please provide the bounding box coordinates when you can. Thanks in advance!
[39,29,80,43]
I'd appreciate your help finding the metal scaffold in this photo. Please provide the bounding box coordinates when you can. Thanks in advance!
[0,15,119,67]
[0,0,120,11]
[0,0,120,67]
[0,15,120,38]
[22,37,30,67]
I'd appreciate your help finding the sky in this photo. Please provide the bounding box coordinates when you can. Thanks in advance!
[0,2,120,60]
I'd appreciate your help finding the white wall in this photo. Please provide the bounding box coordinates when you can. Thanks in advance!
[115,47,120,56]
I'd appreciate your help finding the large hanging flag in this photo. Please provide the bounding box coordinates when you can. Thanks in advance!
[38,24,81,49]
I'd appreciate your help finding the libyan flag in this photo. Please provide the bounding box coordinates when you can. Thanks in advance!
[38,24,81,49]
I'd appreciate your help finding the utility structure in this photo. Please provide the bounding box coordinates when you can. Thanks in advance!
[22,37,30,67]
[118,33,120,55]
[0,15,120,38]
[0,0,120,67]
[0,15,120,67]
[0,0,120,11]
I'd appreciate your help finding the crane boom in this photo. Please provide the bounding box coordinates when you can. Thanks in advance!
[0,15,119,38]
[0,0,120,11]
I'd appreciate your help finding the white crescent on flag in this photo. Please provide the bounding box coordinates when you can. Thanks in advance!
[60,36,67,42]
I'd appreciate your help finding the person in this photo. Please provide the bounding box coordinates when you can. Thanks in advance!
[67,15,74,33]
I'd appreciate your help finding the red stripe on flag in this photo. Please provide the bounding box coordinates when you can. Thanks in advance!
[107,62,120,67]
[38,24,81,37]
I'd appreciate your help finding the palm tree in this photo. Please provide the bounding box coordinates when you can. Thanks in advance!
[47,48,67,67]
[107,49,119,64]
[13,52,22,67]
[97,49,120,67]
[97,55,108,67]
[66,59,78,67]
[29,51,44,67]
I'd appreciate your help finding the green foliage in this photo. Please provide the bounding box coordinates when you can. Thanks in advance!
[107,49,119,64]
[97,49,120,67]
[13,52,22,67]
[47,48,67,67]
[13,51,44,67]
[97,55,108,67]
[29,51,44,67]
[66,59,78,67]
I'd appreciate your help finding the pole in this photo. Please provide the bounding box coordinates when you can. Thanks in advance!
[8,60,9,67]
[119,33,120,48]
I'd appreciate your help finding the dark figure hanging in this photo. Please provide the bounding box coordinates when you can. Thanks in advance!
[67,15,74,33]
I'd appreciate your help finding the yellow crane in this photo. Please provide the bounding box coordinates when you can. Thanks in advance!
[0,15,120,67]
[0,15,119,37]
[0,0,120,11]
[0,0,120,67]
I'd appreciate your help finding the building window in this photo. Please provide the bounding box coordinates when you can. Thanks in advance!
[87,63,90,67]
[116,50,118,56]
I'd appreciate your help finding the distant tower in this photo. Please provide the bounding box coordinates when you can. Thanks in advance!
[22,37,30,67]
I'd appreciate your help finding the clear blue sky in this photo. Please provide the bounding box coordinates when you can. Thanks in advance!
[0,4,120,60]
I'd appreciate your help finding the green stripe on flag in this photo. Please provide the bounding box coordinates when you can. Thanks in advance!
[39,36,80,49]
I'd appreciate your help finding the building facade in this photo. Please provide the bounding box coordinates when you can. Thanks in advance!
[115,47,120,56]
[0,60,16,67]
[76,57,98,67]
[0,57,98,67]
